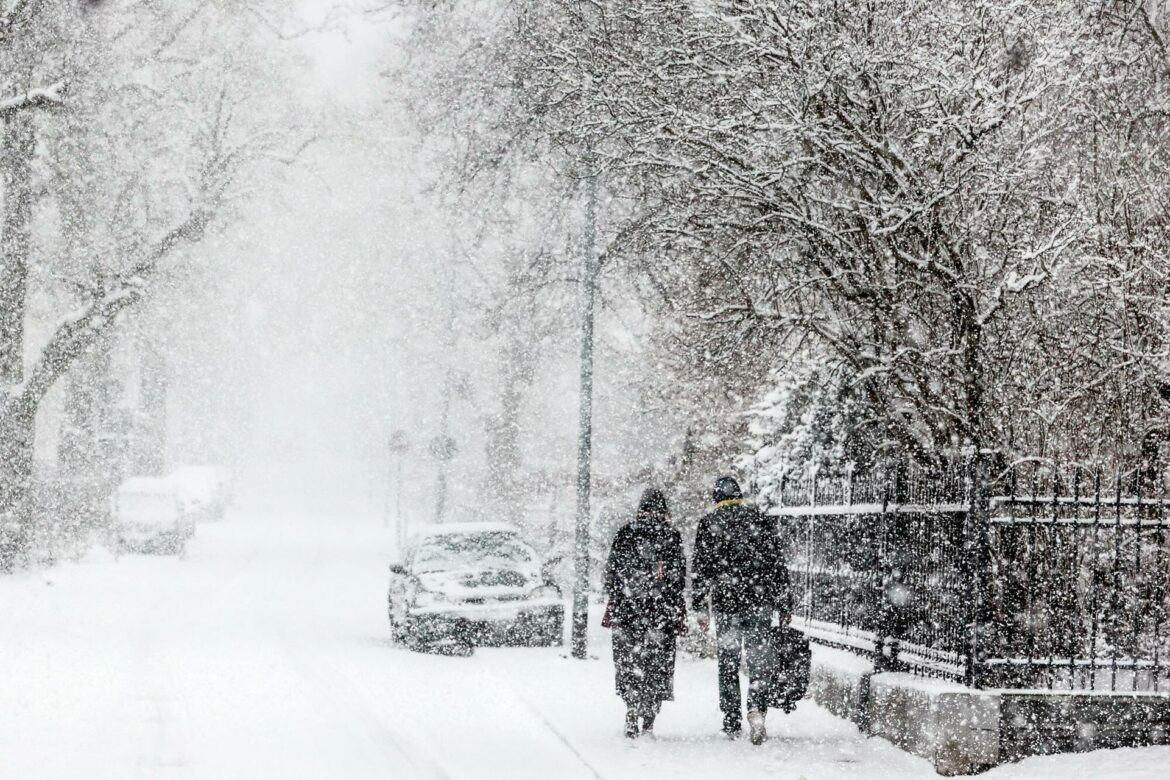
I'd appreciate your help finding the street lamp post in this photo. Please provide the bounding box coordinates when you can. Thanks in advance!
[570,155,599,660]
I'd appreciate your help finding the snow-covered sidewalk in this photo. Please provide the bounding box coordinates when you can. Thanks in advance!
[1,510,1165,779]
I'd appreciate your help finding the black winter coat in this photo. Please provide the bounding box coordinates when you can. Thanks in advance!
[691,500,793,615]
[603,516,687,633]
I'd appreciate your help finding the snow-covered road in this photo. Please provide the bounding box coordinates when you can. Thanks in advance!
[2,509,1166,779]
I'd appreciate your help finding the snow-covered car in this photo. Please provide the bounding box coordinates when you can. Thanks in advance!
[388,523,564,648]
[167,465,232,522]
[112,477,190,555]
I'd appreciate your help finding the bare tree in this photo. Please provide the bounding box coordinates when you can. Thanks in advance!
[0,1,312,569]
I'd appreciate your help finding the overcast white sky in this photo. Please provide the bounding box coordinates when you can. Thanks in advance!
[70,4,677,524]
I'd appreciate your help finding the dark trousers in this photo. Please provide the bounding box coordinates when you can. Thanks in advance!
[715,607,772,718]
[612,624,676,717]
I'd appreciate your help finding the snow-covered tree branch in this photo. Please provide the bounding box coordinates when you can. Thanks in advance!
[0,80,65,116]
[401,0,1170,477]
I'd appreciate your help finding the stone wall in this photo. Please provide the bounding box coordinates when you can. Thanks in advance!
[805,646,1170,775]
[999,692,1170,762]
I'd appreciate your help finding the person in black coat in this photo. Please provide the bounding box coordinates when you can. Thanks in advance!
[602,487,687,739]
[692,475,793,744]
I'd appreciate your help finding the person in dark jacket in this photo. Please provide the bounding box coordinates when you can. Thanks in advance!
[602,487,687,739]
[692,475,793,744]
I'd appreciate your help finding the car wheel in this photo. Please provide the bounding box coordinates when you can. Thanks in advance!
[534,618,564,647]
[388,607,409,645]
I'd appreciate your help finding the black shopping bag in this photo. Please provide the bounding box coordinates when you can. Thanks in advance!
[763,625,811,712]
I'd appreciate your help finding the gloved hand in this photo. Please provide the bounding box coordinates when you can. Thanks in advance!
[770,610,793,627]
[601,601,612,629]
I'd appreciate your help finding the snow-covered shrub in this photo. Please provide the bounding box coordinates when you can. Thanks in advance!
[739,356,873,507]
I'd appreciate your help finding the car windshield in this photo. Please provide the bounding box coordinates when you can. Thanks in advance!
[413,531,533,573]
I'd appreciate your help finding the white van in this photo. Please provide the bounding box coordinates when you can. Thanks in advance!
[112,477,188,555]
[167,465,232,521]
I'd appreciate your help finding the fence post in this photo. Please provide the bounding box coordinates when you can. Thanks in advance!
[874,460,901,673]
[889,460,910,672]
[892,459,906,509]
[872,464,887,671]
[964,450,993,689]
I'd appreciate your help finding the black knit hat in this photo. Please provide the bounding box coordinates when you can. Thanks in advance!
[712,475,743,503]
[637,487,670,521]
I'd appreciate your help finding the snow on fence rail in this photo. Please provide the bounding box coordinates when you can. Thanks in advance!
[767,456,1170,693]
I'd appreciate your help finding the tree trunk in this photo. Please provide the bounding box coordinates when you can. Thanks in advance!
[135,338,168,477]
[0,103,37,571]
[485,330,531,513]
[60,331,117,477]
[0,111,35,385]
[955,287,986,450]
[0,398,35,572]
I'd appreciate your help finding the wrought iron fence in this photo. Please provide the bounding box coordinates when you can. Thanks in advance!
[988,463,1170,693]
[768,456,1170,692]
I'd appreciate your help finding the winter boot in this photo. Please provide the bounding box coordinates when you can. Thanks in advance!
[625,707,640,739]
[747,709,767,746]
[722,712,742,739]
[641,701,661,736]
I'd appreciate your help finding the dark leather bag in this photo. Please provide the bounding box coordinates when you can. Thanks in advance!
[763,625,811,712]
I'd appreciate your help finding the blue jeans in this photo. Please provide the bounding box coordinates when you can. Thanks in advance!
[715,607,773,717]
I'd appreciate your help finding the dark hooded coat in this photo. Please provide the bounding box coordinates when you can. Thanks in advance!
[603,488,686,708]
[603,489,687,632]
